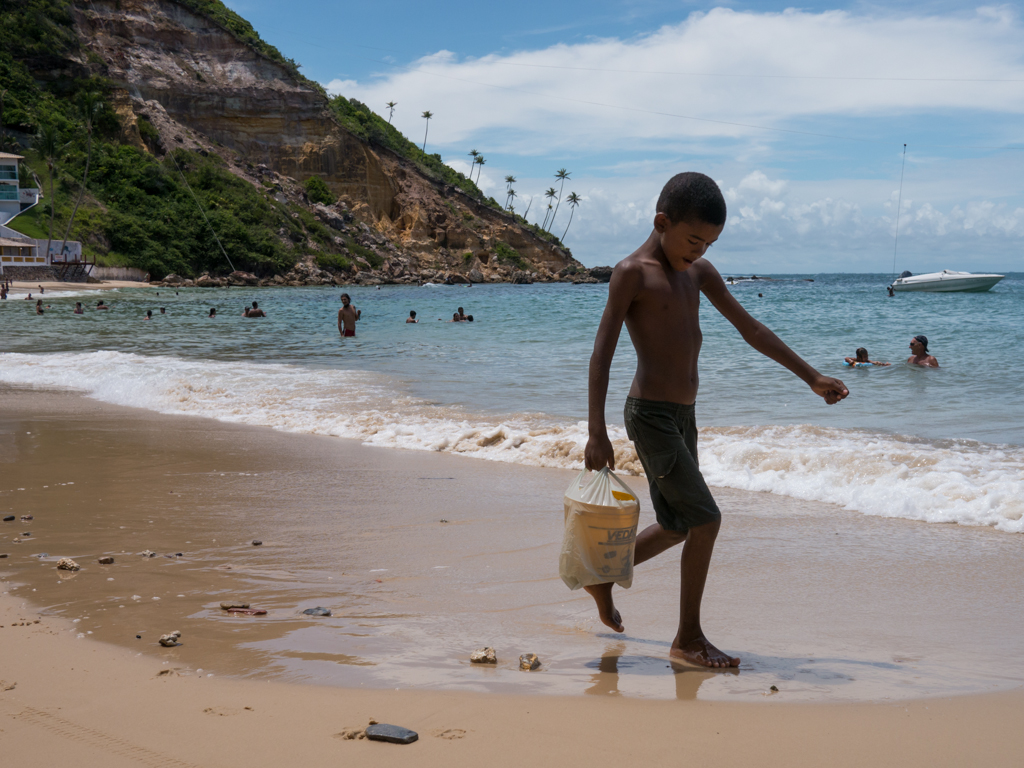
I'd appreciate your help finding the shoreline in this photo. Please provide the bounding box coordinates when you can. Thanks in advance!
[3,383,1024,763]
[3,383,1024,705]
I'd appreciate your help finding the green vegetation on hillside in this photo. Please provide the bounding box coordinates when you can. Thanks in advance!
[0,0,352,277]
[0,0,565,279]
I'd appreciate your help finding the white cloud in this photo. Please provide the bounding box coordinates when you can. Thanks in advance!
[321,8,1024,271]
[332,7,1024,151]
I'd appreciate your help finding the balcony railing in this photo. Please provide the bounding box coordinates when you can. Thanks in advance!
[0,189,20,201]
[0,171,17,180]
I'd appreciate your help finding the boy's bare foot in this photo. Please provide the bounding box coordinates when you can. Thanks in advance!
[583,582,624,632]
[669,635,740,668]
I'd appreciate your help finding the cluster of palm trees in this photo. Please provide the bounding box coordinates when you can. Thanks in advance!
[538,169,580,241]
[397,103,583,243]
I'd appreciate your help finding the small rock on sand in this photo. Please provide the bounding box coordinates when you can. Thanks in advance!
[56,558,80,572]
[0,554,8,559]
[2,516,14,522]
[21,515,33,521]
[158,631,182,647]
[519,653,541,671]
[302,607,332,616]
[140,550,156,557]
[220,601,250,610]
[365,724,419,744]
[252,539,263,546]
[470,647,497,664]
[98,556,115,564]
[226,607,267,615]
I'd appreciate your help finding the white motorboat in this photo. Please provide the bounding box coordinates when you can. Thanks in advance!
[890,270,1005,293]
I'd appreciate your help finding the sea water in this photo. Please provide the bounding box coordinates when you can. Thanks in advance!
[2,273,1022,532]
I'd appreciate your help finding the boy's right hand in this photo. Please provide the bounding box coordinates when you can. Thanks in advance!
[585,432,616,470]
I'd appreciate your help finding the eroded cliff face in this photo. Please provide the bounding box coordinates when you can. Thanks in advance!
[72,0,580,278]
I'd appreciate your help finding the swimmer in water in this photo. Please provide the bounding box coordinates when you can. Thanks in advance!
[844,347,890,367]
[244,301,266,318]
[907,335,939,368]
[406,310,418,324]
[338,293,360,337]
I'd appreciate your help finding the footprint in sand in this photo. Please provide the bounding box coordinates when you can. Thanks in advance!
[202,707,245,717]
[433,728,467,740]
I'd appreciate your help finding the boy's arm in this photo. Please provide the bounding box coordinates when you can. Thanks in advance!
[697,262,848,404]
[585,264,642,470]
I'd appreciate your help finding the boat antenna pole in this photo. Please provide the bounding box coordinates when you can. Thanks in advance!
[891,143,907,283]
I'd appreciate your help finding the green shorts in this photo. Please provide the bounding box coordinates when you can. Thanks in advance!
[623,397,721,533]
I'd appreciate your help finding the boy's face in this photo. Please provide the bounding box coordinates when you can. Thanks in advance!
[654,214,724,272]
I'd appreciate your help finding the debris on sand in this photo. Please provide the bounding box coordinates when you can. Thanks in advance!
[220,601,249,610]
[365,724,419,744]
[302,607,332,617]
[158,631,182,647]
[57,558,80,571]
[519,653,541,671]
[98,556,115,564]
[470,647,497,664]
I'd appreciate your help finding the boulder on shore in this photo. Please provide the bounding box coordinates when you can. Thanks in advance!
[227,270,259,286]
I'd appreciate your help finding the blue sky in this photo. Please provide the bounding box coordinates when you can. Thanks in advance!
[225,1,1024,272]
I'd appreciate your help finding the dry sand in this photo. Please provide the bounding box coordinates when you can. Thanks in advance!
[7,279,149,292]
[2,385,1024,765]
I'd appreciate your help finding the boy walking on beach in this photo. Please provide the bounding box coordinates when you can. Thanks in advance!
[585,173,848,668]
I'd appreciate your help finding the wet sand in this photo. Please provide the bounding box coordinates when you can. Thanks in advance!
[4,385,1024,704]
[3,385,1024,762]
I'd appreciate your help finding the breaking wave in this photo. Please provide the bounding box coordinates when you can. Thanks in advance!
[1,351,1021,533]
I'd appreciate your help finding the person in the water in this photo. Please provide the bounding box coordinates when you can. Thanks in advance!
[844,347,890,366]
[907,335,939,367]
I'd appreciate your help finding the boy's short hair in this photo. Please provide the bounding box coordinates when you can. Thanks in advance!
[657,172,727,226]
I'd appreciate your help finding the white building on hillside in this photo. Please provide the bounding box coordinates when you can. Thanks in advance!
[0,151,87,277]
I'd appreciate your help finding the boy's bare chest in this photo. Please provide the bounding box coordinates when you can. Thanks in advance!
[634,272,701,325]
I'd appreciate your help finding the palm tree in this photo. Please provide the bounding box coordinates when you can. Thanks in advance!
[34,125,63,265]
[60,91,102,257]
[506,188,517,212]
[541,187,557,230]
[386,101,397,124]
[561,192,581,241]
[504,174,516,191]
[421,110,433,152]
[549,168,571,232]
[473,155,485,184]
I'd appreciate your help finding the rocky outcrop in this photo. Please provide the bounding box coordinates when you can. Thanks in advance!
[72,0,583,281]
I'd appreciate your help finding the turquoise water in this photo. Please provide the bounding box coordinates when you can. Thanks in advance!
[3,273,1023,531]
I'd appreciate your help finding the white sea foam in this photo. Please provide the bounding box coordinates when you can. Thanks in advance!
[2,351,1021,533]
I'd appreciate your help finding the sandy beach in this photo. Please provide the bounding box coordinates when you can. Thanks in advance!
[6,280,150,293]
[3,384,1024,765]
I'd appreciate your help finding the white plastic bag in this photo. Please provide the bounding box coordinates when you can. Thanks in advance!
[559,468,640,590]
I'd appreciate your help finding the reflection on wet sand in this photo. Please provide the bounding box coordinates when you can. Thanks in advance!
[584,642,734,700]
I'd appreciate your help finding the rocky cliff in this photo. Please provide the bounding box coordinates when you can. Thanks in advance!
[68,0,585,284]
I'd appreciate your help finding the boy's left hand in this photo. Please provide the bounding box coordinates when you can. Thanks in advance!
[811,375,849,404]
